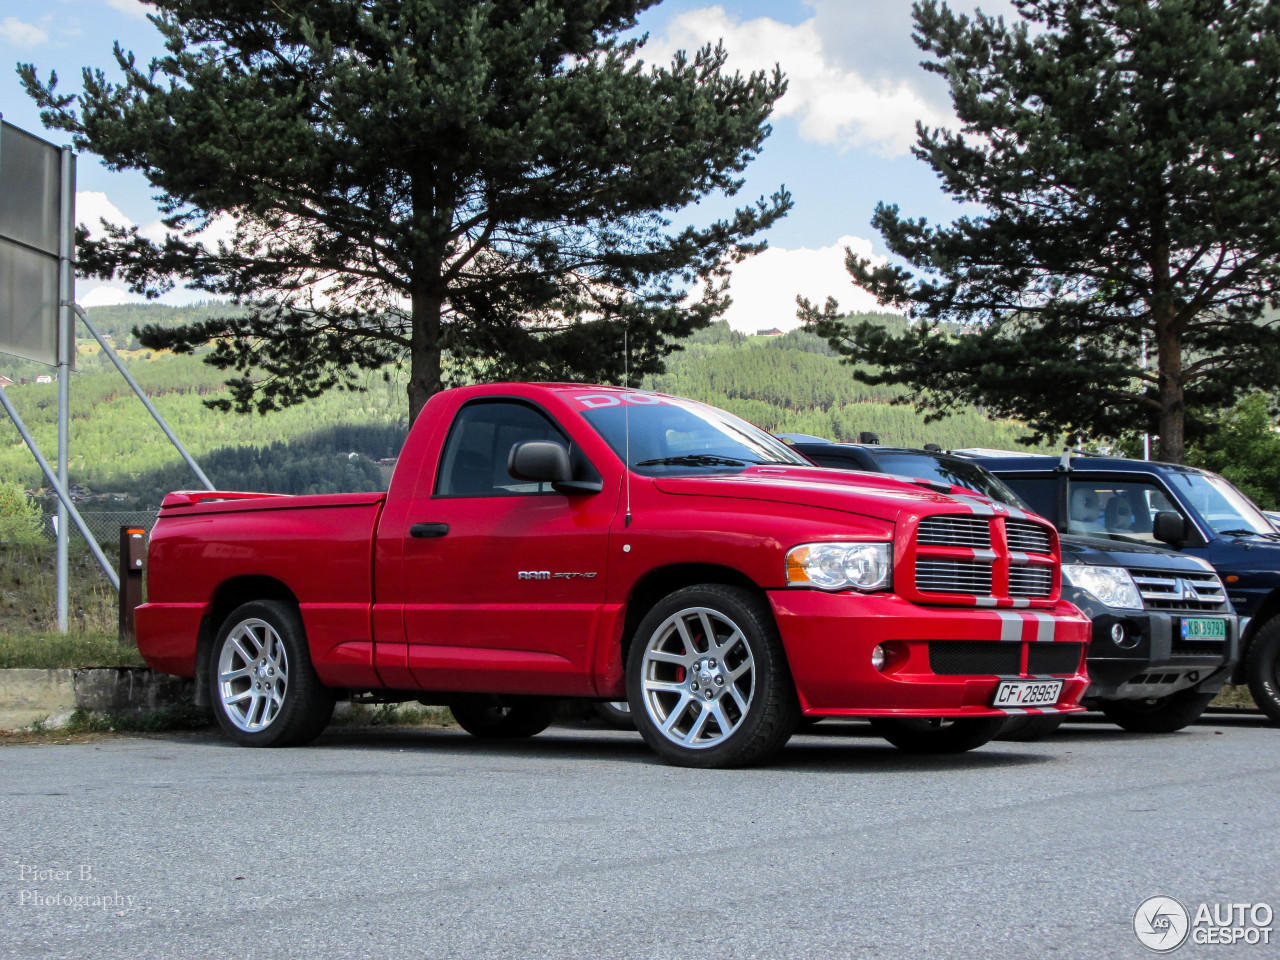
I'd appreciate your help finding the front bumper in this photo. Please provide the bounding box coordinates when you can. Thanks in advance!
[769,590,1091,717]
[1065,599,1239,699]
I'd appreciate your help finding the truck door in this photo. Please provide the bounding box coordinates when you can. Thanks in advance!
[396,398,615,695]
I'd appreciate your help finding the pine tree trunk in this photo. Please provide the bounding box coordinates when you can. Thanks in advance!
[408,281,444,425]
[1151,233,1185,464]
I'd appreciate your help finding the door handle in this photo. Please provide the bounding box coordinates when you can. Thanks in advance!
[409,522,450,539]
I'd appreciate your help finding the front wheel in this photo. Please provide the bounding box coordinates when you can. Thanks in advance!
[870,716,1006,754]
[450,696,558,739]
[1245,618,1280,725]
[591,700,635,729]
[209,600,335,747]
[1098,689,1216,733]
[627,584,799,768]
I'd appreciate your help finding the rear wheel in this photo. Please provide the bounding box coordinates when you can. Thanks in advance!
[998,714,1066,741]
[1098,689,1216,733]
[591,700,635,729]
[870,716,1006,754]
[209,600,334,747]
[450,696,558,739]
[1245,617,1280,725]
[627,584,799,768]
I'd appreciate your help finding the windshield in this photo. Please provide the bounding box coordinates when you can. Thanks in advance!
[867,451,1029,509]
[1165,470,1275,536]
[571,392,809,475]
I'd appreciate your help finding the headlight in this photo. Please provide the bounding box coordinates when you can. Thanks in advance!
[1061,564,1143,611]
[786,542,893,592]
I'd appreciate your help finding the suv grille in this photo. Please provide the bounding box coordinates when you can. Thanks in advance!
[1006,520,1052,554]
[917,515,991,548]
[1131,569,1228,612]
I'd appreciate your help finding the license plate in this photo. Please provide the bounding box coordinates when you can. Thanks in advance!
[993,679,1063,707]
[1181,618,1226,640]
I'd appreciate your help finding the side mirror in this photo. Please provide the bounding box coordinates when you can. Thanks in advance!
[507,441,602,495]
[1152,511,1190,546]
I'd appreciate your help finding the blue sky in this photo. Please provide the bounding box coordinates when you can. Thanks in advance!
[0,0,1014,329]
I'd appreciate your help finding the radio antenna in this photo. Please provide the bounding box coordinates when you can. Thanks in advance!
[624,325,632,528]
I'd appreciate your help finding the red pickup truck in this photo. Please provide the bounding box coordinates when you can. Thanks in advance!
[136,383,1090,767]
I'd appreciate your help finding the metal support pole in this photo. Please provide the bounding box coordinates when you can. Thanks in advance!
[0,386,119,591]
[55,146,76,632]
[71,303,215,491]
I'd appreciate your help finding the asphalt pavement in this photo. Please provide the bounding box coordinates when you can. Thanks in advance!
[2,713,1278,960]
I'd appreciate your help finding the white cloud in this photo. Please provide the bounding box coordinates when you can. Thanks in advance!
[648,6,955,157]
[0,16,50,46]
[78,283,145,307]
[76,190,134,239]
[102,0,149,20]
[718,235,897,334]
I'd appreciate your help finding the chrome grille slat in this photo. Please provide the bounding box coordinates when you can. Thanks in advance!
[1131,569,1228,612]
[1008,566,1053,598]
[1005,519,1052,554]
[917,516,991,548]
[916,559,994,594]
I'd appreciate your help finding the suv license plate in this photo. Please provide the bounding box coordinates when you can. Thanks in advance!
[993,679,1063,708]
[1181,618,1226,640]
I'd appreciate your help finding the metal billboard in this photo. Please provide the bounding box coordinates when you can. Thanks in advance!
[0,119,71,365]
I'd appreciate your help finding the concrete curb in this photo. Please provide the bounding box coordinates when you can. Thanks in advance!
[0,667,195,731]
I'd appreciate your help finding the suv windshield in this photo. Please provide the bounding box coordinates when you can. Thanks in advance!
[575,395,809,475]
[1165,471,1275,536]
[867,451,1028,509]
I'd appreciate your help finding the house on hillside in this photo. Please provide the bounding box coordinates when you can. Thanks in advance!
[755,327,783,337]
[0,376,13,387]
[34,374,52,384]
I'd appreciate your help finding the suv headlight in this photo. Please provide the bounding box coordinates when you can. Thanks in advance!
[1061,564,1143,611]
[786,542,893,592]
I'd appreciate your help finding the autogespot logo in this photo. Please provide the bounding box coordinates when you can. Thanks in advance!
[1134,896,1191,952]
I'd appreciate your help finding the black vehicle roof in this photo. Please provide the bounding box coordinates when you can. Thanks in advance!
[953,451,1212,477]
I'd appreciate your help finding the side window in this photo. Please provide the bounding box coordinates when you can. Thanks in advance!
[436,401,569,497]
[1067,478,1182,542]
[998,476,1058,520]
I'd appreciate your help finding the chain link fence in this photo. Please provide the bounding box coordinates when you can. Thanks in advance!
[41,510,160,547]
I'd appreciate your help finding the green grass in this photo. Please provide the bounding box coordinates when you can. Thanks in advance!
[62,702,208,733]
[0,542,118,640]
[0,630,145,669]
[1211,684,1257,709]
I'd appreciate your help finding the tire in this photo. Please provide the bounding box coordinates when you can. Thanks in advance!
[1098,689,1217,733]
[209,600,335,747]
[591,700,636,729]
[1245,617,1280,725]
[626,584,800,768]
[870,716,1006,754]
[998,714,1066,741]
[450,695,558,739]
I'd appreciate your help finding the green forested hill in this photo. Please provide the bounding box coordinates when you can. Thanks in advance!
[0,308,1042,509]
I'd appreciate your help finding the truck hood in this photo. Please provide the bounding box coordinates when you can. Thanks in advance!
[651,465,995,523]
[1060,534,1207,571]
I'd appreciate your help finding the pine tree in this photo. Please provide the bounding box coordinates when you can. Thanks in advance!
[21,0,790,421]
[800,0,1280,462]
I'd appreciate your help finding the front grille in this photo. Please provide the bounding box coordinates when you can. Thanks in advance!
[1131,569,1228,612]
[1027,642,1084,675]
[929,642,1022,675]
[1009,565,1053,598]
[916,559,994,594]
[1006,520,1052,555]
[917,515,991,548]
